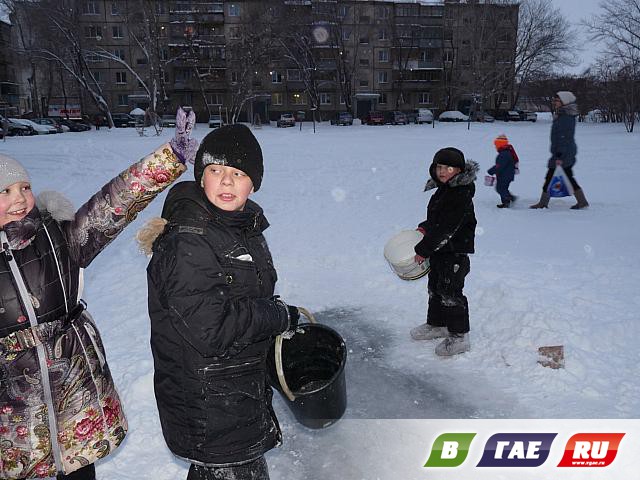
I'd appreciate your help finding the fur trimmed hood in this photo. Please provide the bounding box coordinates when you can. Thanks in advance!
[36,191,75,222]
[424,160,479,191]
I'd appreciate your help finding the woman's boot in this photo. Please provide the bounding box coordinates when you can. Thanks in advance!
[530,192,550,209]
[570,188,589,209]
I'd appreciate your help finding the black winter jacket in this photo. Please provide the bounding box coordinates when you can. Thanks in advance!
[146,182,290,467]
[415,161,478,258]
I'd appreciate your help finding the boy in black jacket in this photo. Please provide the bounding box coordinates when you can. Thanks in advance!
[410,147,478,356]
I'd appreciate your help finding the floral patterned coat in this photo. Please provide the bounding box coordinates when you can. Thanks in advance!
[0,145,185,479]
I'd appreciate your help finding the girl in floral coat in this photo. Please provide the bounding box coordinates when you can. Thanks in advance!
[0,108,197,480]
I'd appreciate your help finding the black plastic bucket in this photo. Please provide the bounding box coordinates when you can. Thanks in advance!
[267,323,347,429]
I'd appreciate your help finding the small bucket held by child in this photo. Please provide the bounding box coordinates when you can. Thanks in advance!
[484,175,496,186]
[267,308,347,429]
[384,230,430,280]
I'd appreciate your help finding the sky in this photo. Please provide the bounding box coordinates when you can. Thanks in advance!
[552,0,605,73]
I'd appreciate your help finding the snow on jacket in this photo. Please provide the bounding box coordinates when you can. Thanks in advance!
[415,160,478,258]
[548,102,578,169]
[145,181,289,467]
[488,146,517,182]
[0,145,185,479]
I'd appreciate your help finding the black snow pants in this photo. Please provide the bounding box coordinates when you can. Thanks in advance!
[187,457,270,480]
[426,253,471,334]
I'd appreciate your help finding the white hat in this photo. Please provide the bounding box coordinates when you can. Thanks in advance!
[0,154,31,191]
[555,91,576,106]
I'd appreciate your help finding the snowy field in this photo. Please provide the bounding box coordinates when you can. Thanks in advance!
[1,116,638,479]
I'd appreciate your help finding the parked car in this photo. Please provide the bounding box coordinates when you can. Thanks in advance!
[161,114,177,128]
[11,118,57,134]
[276,113,296,128]
[470,111,495,122]
[415,108,434,124]
[208,114,223,128]
[111,113,137,128]
[385,111,408,125]
[438,111,469,122]
[330,111,353,126]
[1,115,32,136]
[518,110,537,122]
[33,118,64,133]
[363,111,385,125]
[57,118,91,132]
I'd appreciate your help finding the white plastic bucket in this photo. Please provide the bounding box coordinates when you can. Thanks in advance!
[383,230,430,280]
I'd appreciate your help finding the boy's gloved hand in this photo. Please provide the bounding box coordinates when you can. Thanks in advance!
[415,254,426,265]
[416,227,426,235]
[287,305,300,331]
[169,107,198,165]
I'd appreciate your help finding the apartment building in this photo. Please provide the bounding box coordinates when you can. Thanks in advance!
[16,0,518,122]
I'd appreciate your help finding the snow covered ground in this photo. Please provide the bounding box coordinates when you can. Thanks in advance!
[1,116,638,479]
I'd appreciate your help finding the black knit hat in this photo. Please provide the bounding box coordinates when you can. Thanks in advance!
[432,147,466,171]
[194,124,264,191]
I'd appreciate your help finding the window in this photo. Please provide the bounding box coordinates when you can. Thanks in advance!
[85,53,102,63]
[92,70,103,82]
[228,27,241,39]
[271,71,282,83]
[115,71,127,84]
[112,26,124,39]
[136,58,148,65]
[338,6,349,18]
[111,2,120,15]
[339,94,345,105]
[359,36,369,45]
[378,50,389,62]
[176,69,191,82]
[481,50,490,63]
[376,6,389,19]
[206,93,223,105]
[319,93,331,105]
[342,29,351,41]
[158,26,168,37]
[498,32,511,43]
[359,79,369,87]
[83,1,100,14]
[359,58,370,67]
[287,69,302,81]
[379,92,387,105]
[117,94,128,106]
[155,2,166,14]
[291,93,306,105]
[231,71,239,83]
[112,49,125,60]
[84,26,102,39]
[378,28,388,41]
[272,92,283,105]
[183,93,192,105]
[419,92,432,104]
[228,4,240,16]
[359,15,370,23]
[377,71,388,84]
[444,50,454,62]
[461,55,471,66]
[160,49,168,61]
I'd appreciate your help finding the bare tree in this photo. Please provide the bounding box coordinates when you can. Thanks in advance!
[512,0,577,109]
[584,0,640,132]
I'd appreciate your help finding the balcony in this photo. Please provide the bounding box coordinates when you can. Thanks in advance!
[395,60,443,71]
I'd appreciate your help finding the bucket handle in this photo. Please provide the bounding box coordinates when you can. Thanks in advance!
[275,307,316,402]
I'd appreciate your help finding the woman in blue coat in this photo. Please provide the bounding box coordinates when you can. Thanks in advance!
[530,91,589,209]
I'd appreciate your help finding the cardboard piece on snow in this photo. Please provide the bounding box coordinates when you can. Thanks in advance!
[537,345,565,369]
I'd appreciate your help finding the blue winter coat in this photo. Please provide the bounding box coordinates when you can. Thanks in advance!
[488,147,516,182]
[548,103,578,168]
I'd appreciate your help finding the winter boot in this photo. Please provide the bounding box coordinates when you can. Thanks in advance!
[435,333,470,356]
[410,323,448,341]
[570,188,589,209]
[530,191,550,209]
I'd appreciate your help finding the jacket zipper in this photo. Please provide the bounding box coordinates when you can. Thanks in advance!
[0,231,65,474]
